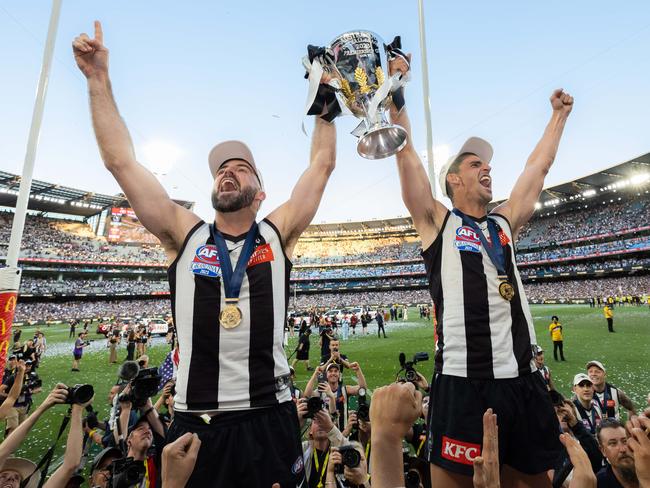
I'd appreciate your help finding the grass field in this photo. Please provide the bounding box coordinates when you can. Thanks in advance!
[5,304,649,469]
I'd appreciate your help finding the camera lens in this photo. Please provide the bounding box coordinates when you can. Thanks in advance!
[69,384,94,404]
[341,448,361,468]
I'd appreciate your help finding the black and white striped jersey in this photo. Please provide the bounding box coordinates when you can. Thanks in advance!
[168,218,292,412]
[422,211,537,379]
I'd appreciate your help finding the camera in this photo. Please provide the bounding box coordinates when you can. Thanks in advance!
[84,405,100,430]
[109,457,146,488]
[119,367,161,408]
[549,389,565,407]
[398,352,429,383]
[66,384,94,405]
[22,371,42,394]
[83,340,94,346]
[334,445,361,474]
[404,454,430,488]
[305,396,326,419]
[356,388,369,422]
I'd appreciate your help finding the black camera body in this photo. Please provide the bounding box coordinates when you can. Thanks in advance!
[398,352,429,383]
[305,396,325,419]
[66,384,94,405]
[356,390,370,422]
[119,367,161,409]
[84,404,100,429]
[334,445,361,474]
[109,457,146,488]
[22,371,42,394]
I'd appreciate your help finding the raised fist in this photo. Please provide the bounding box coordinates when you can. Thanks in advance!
[550,89,573,116]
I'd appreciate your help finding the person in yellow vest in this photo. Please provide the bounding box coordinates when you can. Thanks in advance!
[548,315,565,361]
[603,305,614,333]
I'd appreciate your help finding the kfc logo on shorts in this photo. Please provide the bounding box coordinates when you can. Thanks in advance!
[498,230,510,246]
[454,226,481,253]
[441,436,481,465]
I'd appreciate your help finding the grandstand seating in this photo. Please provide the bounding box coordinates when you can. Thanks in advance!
[2,165,650,322]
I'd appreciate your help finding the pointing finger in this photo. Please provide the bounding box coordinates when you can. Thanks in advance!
[94,20,103,43]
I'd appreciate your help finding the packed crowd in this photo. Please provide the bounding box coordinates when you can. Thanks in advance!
[517,197,650,248]
[518,235,650,264]
[1,321,649,488]
[0,213,167,264]
[19,278,169,296]
[522,257,650,275]
[13,299,170,323]
[293,237,421,265]
[293,263,423,280]
[525,275,650,302]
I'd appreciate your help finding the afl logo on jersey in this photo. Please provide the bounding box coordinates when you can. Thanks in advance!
[454,226,481,253]
[190,245,221,277]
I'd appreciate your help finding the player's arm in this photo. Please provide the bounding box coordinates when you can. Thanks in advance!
[493,89,573,239]
[73,22,200,257]
[388,56,447,250]
[266,117,336,259]
[617,390,637,417]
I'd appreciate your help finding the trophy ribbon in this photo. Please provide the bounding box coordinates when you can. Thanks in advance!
[451,209,516,301]
[210,222,259,328]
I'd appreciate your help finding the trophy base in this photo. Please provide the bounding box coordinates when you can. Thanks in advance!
[357,124,408,160]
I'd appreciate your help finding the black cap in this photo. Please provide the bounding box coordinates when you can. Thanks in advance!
[91,447,123,472]
[128,415,152,436]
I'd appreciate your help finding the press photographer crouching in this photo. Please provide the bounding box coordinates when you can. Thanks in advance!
[0,383,94,488]
[113,361,166,488]
[324,443,370,488]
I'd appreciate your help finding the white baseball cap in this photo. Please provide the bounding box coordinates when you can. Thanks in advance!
[573,373,593,386]
[586,360,606,372]
[438,137,494,198]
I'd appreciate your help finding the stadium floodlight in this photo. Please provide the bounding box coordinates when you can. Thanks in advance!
[141,139,183,176]
[630,173,650,186]
[582,189,596,198]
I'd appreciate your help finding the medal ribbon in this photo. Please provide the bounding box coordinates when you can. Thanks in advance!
[452,209,507,277]
[210,222,259,300]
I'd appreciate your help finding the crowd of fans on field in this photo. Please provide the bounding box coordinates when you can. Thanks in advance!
[1,314,650,488]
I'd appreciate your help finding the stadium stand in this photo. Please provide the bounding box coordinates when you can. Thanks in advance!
[2,153,650,322]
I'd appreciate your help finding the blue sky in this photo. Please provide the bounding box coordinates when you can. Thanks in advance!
[1,1,649,224]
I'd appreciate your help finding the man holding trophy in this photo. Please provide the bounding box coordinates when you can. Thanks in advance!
[305,29,574,486]
[73,21,339,487]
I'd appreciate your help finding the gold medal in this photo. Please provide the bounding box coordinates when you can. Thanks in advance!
[219,302,243,329]
[498,280,515,301]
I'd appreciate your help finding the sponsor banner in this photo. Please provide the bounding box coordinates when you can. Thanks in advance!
[0,292,18,383]
[441,436,481,466]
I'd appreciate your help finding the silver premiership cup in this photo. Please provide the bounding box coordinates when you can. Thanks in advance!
[326,31,408,160]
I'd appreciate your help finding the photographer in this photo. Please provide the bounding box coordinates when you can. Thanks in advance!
[154,380,175,428]
[71,332,90,372]
[0,360,26,423]
[115,384,166,487]
[3,360,42,435]
[87,447,123,488]
[324,442,369,488]
[302,410,349,488]
[0,383,92,488]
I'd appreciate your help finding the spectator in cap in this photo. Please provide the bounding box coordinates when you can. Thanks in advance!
[88,447,123,488]
[534,347,555,391]
[572,373,602,435]
[586,360,637,420]
[0,458,40,488]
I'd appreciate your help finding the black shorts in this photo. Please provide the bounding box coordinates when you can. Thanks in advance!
[73,353,82,360]
[168,402,305,487]
[427,372,561,476]
[296,350,309,360]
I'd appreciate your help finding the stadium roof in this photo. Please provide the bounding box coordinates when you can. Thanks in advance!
[305,216,415,235]
[0,170,194,217]
[490,151,650,209]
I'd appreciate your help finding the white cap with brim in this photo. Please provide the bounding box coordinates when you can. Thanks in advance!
[573,373,593,386]
[586,360,606,372]
[438,137,494,198]
[1,457,40,488]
